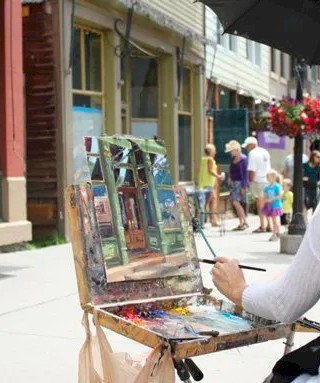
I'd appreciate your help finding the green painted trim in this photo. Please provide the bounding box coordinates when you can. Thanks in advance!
[98,140,129,266]
[99,136,132,149]
[129,138,167,155]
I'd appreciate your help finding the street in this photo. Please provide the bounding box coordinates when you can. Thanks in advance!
[1,214,319,383]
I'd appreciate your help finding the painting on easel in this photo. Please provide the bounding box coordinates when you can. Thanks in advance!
[67,135,293,361]
[73,135,201,289]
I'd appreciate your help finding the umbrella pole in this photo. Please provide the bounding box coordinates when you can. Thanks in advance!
[288,61,306,236]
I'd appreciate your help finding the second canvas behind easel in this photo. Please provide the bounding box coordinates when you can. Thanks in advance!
[76,135,201,286]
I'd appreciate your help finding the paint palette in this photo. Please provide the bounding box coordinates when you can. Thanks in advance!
[66,135,293,360]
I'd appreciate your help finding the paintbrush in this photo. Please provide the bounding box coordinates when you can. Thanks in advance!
[197,258,266,272]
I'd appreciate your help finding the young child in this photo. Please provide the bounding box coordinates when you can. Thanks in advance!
[262,169,283,241]
[281,178,293,228]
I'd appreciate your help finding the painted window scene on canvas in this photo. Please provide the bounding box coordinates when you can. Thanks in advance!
[78,135,199,284]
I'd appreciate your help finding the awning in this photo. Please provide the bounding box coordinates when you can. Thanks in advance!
[115,0,215,47]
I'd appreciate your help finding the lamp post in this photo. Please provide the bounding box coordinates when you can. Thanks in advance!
[288,61,307,235]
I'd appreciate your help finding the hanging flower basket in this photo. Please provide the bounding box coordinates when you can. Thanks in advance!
[268,97,320,137]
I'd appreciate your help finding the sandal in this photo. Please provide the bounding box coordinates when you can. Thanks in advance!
[252,226,266,233]
[232,224,246,231]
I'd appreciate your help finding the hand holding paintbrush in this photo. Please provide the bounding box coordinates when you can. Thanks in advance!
[210,257,248,306]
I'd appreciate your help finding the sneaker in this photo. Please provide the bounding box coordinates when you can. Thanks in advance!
[269,233,279,241]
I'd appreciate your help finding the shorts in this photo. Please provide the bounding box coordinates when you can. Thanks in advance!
[229,181,247,204]
[262,202,282,217]
[197,187,213,209]
[250,181,267,198]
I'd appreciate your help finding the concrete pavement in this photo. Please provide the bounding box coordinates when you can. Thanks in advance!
[1,214,319,383]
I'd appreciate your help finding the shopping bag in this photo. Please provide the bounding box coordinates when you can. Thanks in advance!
[78,310,175,383]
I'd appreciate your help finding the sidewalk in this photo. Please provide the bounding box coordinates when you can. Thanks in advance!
[0,214,319,383]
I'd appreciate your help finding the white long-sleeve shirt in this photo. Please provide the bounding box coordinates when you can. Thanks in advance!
[243,204,320,382]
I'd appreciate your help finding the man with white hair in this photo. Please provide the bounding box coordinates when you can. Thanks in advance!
[242,136,271,233]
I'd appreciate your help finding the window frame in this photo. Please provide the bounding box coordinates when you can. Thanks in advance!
[246,40,262,67]
[270,48,276,73]
[72,23,105,122]
[280,52,285,78]
[121,54,160,137]
[217,20,237,53]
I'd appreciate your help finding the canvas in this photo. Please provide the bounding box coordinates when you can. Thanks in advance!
[67,135,294,367]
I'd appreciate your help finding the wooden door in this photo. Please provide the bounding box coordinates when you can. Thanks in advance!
[118,187,146,251]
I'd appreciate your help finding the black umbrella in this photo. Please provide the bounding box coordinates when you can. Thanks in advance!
[200,0,320,235]
[201,0,320,65]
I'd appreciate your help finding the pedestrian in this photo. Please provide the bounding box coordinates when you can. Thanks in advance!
[303,150,320,218]
[282,150,308,183]
[210,203,320,383]
[224,140,249,231]
[198,143,222,227]
[241,136,271,233]
[281,178,293,228]
[261,169,283,241]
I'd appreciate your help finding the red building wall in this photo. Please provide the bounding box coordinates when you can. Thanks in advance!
[0,0,25,178]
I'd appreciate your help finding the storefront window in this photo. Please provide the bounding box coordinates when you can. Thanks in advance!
[72,25,104,181]
[72,28,81,90]
[178,67,192,181]
[131,58,158,118]
[72,25,103,94]
[179,68,191,113]
[73,94,102,109]
[85,31,102,92]
[178,115,192,181]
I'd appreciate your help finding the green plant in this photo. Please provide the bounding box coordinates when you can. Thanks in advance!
[25,234,66,250]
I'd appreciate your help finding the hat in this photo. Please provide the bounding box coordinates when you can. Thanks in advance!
[241,136,257,148]
[225,140,241,153]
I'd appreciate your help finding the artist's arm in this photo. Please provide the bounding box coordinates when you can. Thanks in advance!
[212,205,320,323]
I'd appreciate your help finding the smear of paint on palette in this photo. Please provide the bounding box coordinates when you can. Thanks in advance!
[117,304,253,339]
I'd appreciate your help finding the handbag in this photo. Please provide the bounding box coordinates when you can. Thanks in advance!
[269,336,320,383]
[78,310,175,383]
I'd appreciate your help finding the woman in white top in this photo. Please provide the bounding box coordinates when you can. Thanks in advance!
[211,203,320,383]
